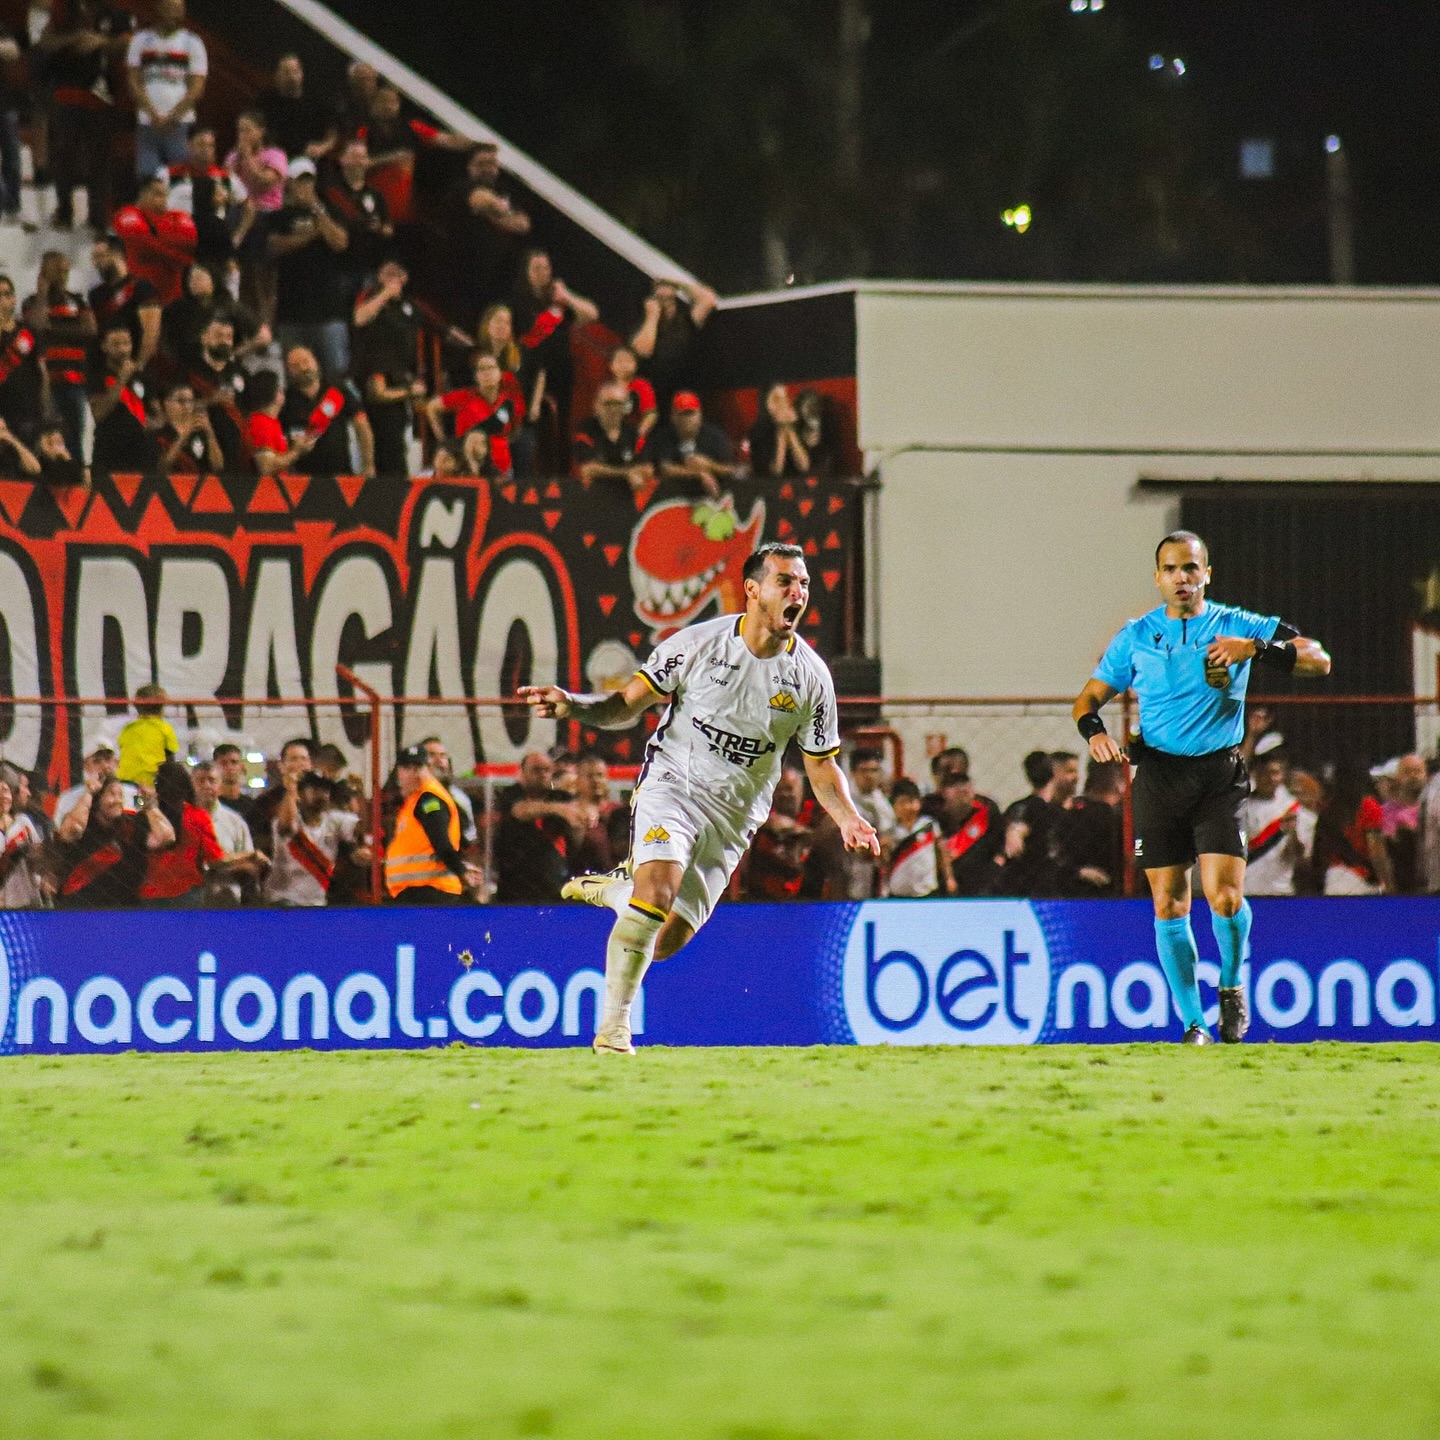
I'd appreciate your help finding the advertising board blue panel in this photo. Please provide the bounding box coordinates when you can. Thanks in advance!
[0,899,1436,1056]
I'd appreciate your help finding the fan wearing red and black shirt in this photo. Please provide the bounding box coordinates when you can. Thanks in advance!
[0,274,44,444]
[607,344,657,439]
[54,775,174,909]
[23,251,95,460]
[140,759,227,908]
[154,381,222,474]
[113,171,198,308]
[352,260,423,479]
[326,139,394,301]
[278,344,374,478]
[187,316,250,471]
[425,351,524,475]
[243,368,315,476]
[510,249,598,455]
[573,382,651,495]
[89,234,162,373]
[934,773,1005,897]
[89,324,159,475]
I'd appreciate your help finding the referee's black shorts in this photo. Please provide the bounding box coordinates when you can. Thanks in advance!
[1132,743,1248,870]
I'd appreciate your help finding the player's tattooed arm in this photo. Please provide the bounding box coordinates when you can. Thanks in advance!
[518,673,665,730]
[1072,679,1124,764]
[802,753,881,856]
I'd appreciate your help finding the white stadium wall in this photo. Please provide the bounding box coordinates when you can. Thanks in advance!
[856,282,1440,700]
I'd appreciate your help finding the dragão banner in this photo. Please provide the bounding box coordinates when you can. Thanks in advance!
[0,470,856,790]
[0,899,1435,1055]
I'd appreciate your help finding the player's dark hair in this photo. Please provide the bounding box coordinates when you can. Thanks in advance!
[890,777,921,802]
[849,747,883,771]
[1156,530,1208,566]
[743,542,805,586]
[1023,750,1053,789]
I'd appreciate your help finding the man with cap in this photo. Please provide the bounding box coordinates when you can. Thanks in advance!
[263,769,366,907]
[54,741,134,828]
[267,156,353,380]
[111,170,197,307]
[386,746,482,904]
[645,391,743,498]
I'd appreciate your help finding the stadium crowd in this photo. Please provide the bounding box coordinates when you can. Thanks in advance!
[0,2,846,487]
[1,700,1435,908]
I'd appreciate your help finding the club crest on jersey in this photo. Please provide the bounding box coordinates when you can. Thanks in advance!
[642,824,671,844]
[768,691,798,713]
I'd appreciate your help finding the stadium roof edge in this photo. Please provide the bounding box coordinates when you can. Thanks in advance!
[719,279,1440,309]
[271,0,700,288]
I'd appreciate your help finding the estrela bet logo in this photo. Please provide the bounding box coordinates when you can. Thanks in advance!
[768,691,798,713]
[642,825,671,844]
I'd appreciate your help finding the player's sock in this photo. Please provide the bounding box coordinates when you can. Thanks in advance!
[600,900,665,1032]
[1154,915,1206,1032]
[601,872,635,914]
[1211,899,1252,989]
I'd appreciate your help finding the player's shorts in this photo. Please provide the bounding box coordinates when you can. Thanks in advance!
[628,780,752,931]
[1132,743,1248,870]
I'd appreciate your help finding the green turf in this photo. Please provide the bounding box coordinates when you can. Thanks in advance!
[3,1045,1440,1439]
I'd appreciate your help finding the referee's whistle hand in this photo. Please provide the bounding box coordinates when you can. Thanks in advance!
[1088,733,1125,765]
[1206,635,1257,667]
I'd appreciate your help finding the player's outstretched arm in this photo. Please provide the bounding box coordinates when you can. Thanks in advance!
[1072,679,1124,764]
[518,673,664,730]
[803,753,880,856]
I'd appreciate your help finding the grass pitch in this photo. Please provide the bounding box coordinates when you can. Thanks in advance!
[2,1045,1440,1439]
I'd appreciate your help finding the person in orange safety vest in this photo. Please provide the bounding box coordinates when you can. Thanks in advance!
[385,746,482,904]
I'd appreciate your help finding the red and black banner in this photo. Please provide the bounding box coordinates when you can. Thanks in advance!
[0,470,858,789]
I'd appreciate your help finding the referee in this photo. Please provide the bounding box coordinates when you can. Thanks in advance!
[1072,532,1331,1044]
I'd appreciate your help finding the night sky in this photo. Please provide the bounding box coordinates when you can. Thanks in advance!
[325,0,1440,291]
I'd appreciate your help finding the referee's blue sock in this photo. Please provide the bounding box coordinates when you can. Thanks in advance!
[1154,916,1206,1032]
[1211,900,1252,990]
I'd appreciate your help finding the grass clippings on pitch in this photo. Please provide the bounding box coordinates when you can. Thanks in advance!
[2,1044,1440,1439]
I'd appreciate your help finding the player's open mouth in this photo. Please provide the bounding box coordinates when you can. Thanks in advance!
[782,604,803,625]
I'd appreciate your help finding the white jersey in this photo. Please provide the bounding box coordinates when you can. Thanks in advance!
[263,809,358,907]
[1240,786,1313,896]
[886,817,942,898]
[636,613,840,830]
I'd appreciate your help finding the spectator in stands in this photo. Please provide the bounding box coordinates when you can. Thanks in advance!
[33,422,84,487]
[1050,760,1126,897]
[125,0,206,179]
[212,741,254,822]
[352,259,422,479]
[227,109,288,324]
[936,773,1004,896]
[446,143,531,326]
[1310,761,1393,896]
[54,741,125,828]
[314,744,348,782]
[0,417,43,478]
[572,382,651,494]
[325,139,393,300]
[334,60,379,142]
[25,251,93,459]
[138,758,225,908]
[0,274,43,444]
[630,278,717,409]
[191,760,254,857]
[1381,752,1425,894]
[1239,750,1310,898]
[510,248,597,448]
[998,750,1076,897]
[359,81,471,175]
[846,748,895,899]
[242,367,309,475]
[269,158,352,378]
[419,736,476,847]
[1240,703,1279,766]
[0,26,25,230]
[646,392,742,498]
[154,381,222,473]
[748,383,811,479]
[884,777,953,898]
[116,682,177,785]
[89,234,162,373]
[492,751,590,903]
[450,430,491,479]
[0,773,47,909]
[261,54,336,163]
[113,171,198,308]
[263,770,365,907]
[167,126,244,269]
[569,754,628,877]
[54,775,172,908]
[745,769,812,900]
[921,746,969,822]
[424,441,462,480]
[607,344,657,439]
[185,315,249,471]
[38,0,133,230]
[278,344,373,477]
[474,303,522,377]
[794,388,842,477]
[88,323,158,473]
[426,351,524,477]
[248,735,313,857]
[162,262,265,373]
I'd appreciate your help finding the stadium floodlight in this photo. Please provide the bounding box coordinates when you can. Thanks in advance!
[1325,134,1343,154]
[1002,205,1033,234]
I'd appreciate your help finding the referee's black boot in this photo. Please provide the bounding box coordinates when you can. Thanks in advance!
[1180,1023,1213,1046]
[1218,987,1250,1044]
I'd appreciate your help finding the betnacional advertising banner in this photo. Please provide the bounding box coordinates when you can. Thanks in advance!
[1,899,1436,1055]
[0,470,856,790]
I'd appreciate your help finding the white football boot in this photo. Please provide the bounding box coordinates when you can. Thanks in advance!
[561,863,633,914]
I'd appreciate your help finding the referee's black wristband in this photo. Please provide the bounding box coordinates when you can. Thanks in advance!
[1252,638,1298,673]
[1076,711,1107,742]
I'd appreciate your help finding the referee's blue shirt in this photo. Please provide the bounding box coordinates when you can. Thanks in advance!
[1093,601,1281,757]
